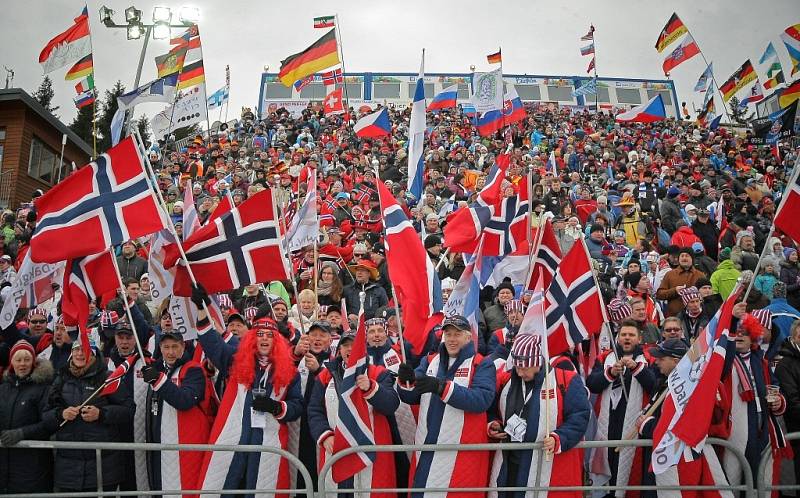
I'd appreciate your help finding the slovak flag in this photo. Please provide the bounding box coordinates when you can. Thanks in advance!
[331,312,376,482]
[543,239,605,356]
[427,84,458,112]
[377,180,440,355]
[353,108,391,138]
[30,137,167,263]
[164,189,290,296]
[476,86,526,136]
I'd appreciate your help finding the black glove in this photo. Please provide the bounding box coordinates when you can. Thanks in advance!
[190,284,211,308]
[0,429,24,446]
[414,375,445,395]
[252,395,282,415]
[397,363,415,384]
[141,365,161,384]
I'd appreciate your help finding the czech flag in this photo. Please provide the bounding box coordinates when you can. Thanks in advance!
[616,94,667,123]
[353,107,391,138]
[427,84,458,112]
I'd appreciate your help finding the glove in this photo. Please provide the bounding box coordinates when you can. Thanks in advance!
[190,284,211,308]
[397,363,415,384]
[141,365,161,384]
[252,396,282,415]
[0,429,24,446]
[414,375,445,395]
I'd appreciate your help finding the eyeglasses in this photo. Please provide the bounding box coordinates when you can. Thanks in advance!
[255,329,274,338]
[29,319,47,325]
[664,327,682,333]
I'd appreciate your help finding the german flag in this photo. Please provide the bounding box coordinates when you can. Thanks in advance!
[655,13,688,53]
[487,50,502,64]
[278,29,339,87]
[720,60,757,101]
[779,79,800,109]
[696,97,715,126]
[65,54,93,80]
[155,49,186,78]
[764,69,785,90]
[177,59,205,90]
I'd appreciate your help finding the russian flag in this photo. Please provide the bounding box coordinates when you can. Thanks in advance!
[427,84,458,112]
[353,107,391,138]
[615,94,667,123]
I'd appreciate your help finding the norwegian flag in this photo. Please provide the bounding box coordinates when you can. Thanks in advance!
[354,184,376,205]
[476,180,529,256]
[164,189,290,296]
[775,162,800,243]
[206,194,232,225]
[378,180,441,355]
[525,219,563,290]
[62,251,120,359]
[101,353,139,396]
[30,137,166,263]
[320,196,338,215]
[543,239,605,357]
[331,312,376,482]
[322,68,343,85]
[443,153,510,252]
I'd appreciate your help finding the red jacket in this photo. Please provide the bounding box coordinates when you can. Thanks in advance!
[670,226,701,249]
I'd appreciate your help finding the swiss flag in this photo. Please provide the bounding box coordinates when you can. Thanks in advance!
[323,87,345,115]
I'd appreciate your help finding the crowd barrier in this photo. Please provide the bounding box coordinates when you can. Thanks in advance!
[5,434,797,497]
[757,431,800,496]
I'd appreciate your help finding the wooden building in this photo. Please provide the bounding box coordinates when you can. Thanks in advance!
[0,88,92,210]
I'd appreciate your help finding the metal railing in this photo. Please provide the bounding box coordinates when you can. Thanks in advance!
[757,431,800,496]
[317,438,756,497]
[4,435,789,497]
[4,439,315,498]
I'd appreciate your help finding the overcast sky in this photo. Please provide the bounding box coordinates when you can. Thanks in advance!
[2,0,797,130]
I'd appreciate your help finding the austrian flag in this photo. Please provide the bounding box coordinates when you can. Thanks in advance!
[30,137,166,263]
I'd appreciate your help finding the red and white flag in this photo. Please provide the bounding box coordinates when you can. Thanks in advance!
[182,179,202,237]
[323,87,345,115]
[164,189,290,296]
[101,354,139,396]
[774,160,800,243]
[39,6,92,73]
[0,253,63,328]
[662,34,701,76]
[322,68,343,85]
[30,137,166,263]
[525,219,563,291]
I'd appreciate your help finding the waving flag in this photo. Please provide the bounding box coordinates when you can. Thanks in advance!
[543,239,605,357]
[182,180,201,238]
[694,63,713,92]
[580,43,595,56]
[164,189,290,296]
[0,253,63,329]
[331,311,376,482]
[64,54,93,80]
[407,51,426,203]
[580,25,595,41]
[444,240,485,346]
[278,29,340,87]
[572,79,597,97]
[322,68,343,85]
[720,60,756,101]
[525,219,563,291]
[759,42,784,90]
[475,180,529,256]
[30,138,166,263]
[323,87,345,115]
[377,180,440,354]
[443,153,510,252]
[778,79,800,109]
[207,85,229,109]
[101,354,139,396]
[293,75,314,92]
[737,81,764,108]
[39,6,92,73]
[476,86,525,136]
[353,108,391,138]
[111,74,179,145]
[774,158,800,243]
[655,13,687,53]
[286,167,319,252]
[662,34,700,75]
[616,94,666,123]
[314,15,335,29]
[427,84,458,112]
[781,24,800,75]
[696,96,716,127]
[586,57,595,74]
[486,50,502,64]
[652,287,741,474]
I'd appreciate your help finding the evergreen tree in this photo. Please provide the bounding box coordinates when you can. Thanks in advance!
[728,96,754,125]
[32,76,59,116]
[136,115,151,145]
[96,80,126,152]
[69,104,96,150]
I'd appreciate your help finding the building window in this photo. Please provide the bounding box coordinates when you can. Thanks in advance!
[299,83,327,100]
[373,82,401,99]
[647,89,673,106]
[457,84,470,99]
[335,82,362,99]
[407,82,434,99]
[547,86,575,102]
[28,136,59,184]
[264,83,293,99]
[515,85,541,101]
[615,88,642,104]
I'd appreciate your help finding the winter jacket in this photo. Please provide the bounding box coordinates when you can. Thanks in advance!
[691,219,721,260]
[693,255,718,278]
[754,274,779,300]
[0,360,58,494]
[730,245,759,272]
[47,354,135,491]
[775,339,800,433]
[116,254,148,281]
[655,266,706,317]
[342,281,388,319]
[659,197,682,234]
[780,260,800,309]
[710,260,741,300]
[670,226,701,249]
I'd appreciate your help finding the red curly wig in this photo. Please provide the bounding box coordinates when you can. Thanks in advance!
[739,313,765,349]
[228,326,295,392]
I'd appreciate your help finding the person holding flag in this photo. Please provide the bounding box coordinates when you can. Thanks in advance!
[397,314,496,497]
[487,334,591,497]
[307,303,400,497]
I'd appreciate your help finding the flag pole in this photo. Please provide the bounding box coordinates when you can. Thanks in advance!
[333,15,350,115]
[742,153,800,301]
[276,193,308,336]
[86,6,97,158]
[109,251,148,361]
[591,25,599,114]
[223,64,230,124]
[685,26,732,122]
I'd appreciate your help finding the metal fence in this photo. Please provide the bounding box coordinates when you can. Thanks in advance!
[757,431,800,496]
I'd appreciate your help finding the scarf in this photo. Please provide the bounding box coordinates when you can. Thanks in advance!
[68,354,96,378]
[316,280,333,296]
[257,354,270,370]
[687,306,702,319]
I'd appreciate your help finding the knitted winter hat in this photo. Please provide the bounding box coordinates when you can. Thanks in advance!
[678,286,701,305]
[607,298,632,322]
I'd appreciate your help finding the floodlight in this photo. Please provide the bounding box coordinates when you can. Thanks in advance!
[152,21,171,40]
[152,6,171,23]
[179,6,200,24]
[99,6,115,25]
[124,6,142,23]
[127,23,144,40]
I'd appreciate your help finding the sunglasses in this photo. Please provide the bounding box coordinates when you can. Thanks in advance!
[664,327,682,333]
[255,329,274,338]
[29,319,47,325]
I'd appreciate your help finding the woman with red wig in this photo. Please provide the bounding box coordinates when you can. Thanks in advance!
[190,285,303,496]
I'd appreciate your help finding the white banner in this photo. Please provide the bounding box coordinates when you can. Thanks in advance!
[286,168,319,252]
[151,83,208,139]
[0,254,63,328]
[471,69,504,113]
